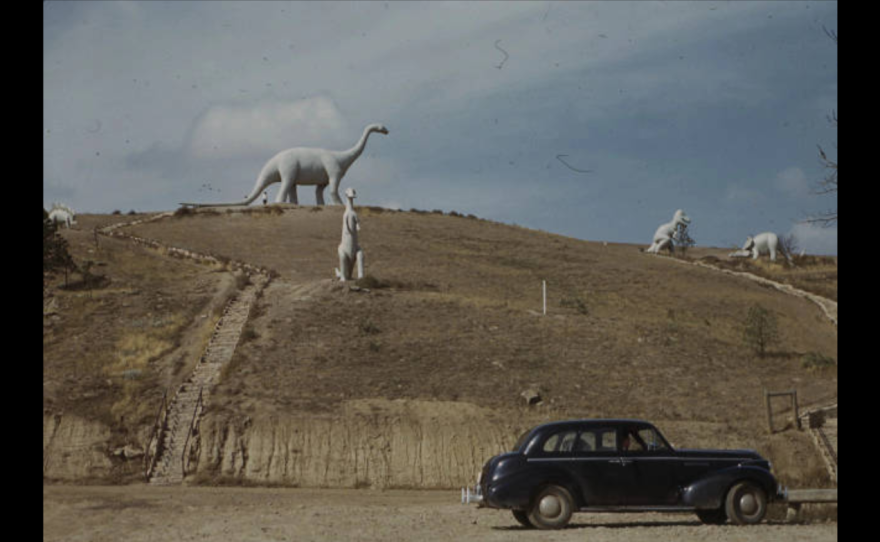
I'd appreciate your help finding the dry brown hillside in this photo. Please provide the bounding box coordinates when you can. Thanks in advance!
[44,206,836,496]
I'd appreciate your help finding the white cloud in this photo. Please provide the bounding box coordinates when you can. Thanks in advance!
[188,96,352,159]
[774,166,810,197]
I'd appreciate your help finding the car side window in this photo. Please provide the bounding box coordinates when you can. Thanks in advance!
[575,431,595,452]
[596,429,617,452]
[637,428,669,452]
[542,430,579,453]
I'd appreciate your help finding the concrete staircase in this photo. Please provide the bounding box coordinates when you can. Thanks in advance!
[149,275,268,485]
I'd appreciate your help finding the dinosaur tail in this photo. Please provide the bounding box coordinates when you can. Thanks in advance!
[179,166,278,208]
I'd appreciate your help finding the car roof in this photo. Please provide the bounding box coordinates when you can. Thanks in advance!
[536,419,653,428]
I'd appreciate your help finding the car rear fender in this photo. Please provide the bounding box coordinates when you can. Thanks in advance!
[681,466,778,509]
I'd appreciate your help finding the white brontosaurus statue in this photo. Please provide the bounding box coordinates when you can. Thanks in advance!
[335,187,364,282]
[181,123,389,207]
[645,209,691,254]
[48,203,76,229]
[729,232,792,263]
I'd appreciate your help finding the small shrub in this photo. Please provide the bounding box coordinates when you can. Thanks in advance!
[240,327,259,343]
[360,319,381,335]
[560,296,588,315]
[802,352,836,371]
[742,304,779,358]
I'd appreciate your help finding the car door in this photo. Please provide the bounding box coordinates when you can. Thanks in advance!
[571,427,636,506]
[620,425,680,505]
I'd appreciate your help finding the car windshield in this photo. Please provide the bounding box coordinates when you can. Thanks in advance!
[513,429,533,452]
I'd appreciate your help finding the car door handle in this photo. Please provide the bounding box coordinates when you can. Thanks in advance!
[608,458,633,466]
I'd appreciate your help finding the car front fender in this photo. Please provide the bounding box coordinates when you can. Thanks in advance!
[681,465,778,509]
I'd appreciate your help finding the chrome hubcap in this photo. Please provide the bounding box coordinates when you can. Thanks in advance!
[539,495,561,518]
[739,493,758,515]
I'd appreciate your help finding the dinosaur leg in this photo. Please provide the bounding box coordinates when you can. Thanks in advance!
[655,238,672,253]
[276,165,298,204]
[769,247,777,261]
[328,177,344,205]
[337,246,351,281]
[316,184,327,206]
[356,249,365,280]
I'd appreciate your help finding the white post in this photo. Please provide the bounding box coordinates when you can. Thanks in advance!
[543,280,547,316]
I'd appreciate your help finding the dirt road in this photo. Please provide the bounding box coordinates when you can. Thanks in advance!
[43,485,836,542]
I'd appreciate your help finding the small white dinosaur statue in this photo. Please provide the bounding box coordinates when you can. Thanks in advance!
[729,232,792,263]
[48,203,76,229]
[335,187,364,282]
[181,123,389,207]
[645,209,691,254]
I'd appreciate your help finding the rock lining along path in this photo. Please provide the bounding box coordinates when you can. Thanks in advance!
[670,256,837,327]
[97,212,273,484]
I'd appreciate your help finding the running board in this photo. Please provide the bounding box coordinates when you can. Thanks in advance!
[579,506,697,513]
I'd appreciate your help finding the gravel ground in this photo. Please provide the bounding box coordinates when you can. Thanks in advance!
[43,485,837,542]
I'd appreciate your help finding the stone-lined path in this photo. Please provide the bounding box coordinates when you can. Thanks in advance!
[97,212,273,484]
[148,274,268,484]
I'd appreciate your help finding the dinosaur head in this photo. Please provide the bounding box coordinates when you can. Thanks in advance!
[345,187,357,200]
[742,236,755,251]
[369,123,389,135]
[673,209,691,227]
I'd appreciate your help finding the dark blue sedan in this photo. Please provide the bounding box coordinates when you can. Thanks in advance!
[463,419,784,529]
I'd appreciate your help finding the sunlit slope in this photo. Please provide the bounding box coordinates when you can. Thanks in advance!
[128,206,836,427]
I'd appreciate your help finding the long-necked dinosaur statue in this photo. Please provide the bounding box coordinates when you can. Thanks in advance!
[181,123,389,207]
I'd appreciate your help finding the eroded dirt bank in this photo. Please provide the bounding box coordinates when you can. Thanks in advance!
[43,399,832,489]
[43,485,838,542]
[196,399,521,488]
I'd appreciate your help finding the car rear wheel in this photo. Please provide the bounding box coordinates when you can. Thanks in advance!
[696,507,727,525]
[527,485,574,530]
[511,510,534,528]
[725,482,768,525]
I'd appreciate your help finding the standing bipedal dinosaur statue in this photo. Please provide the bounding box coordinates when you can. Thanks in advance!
[180,123,389,207]
[644,209,691,254]
[729,232,793,263]
[335,187,364,282]
[48,203,76,229]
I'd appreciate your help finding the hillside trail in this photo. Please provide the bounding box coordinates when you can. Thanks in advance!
[97,212,274,484]
[148,273,269,484]
[669,257,837,327]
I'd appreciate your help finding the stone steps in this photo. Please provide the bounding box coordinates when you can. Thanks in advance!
[148,279,267,485]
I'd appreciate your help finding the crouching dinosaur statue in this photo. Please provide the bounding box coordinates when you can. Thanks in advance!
[180,123,389,207]
[644,209,691,254]
[729,232,792,263]
[335,187,364,282]
[48,203,76,229]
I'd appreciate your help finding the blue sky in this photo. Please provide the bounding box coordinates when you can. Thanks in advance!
[43,1,837,254]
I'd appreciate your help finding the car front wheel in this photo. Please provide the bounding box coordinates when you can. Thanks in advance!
[725,482,768,525]
[527,485,574,530]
